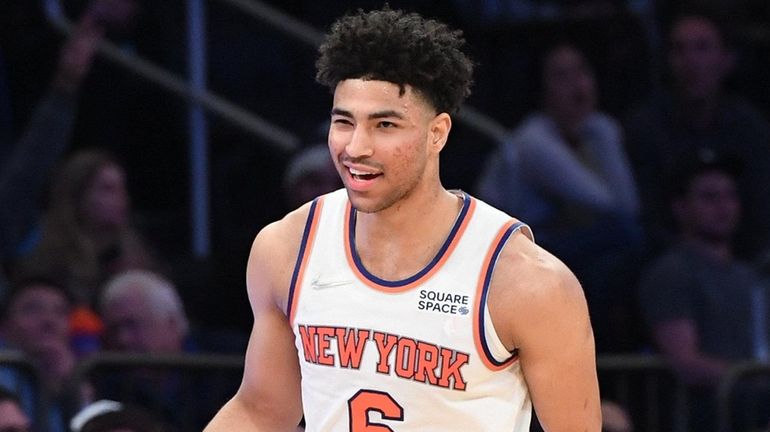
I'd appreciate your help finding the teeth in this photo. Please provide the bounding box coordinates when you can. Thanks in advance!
[350,167,379,175]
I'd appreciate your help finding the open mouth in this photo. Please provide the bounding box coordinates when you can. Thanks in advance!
[349,167,382,181]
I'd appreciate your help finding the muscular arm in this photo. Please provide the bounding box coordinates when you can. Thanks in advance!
[490,234,601,431]
[205,209,309,431]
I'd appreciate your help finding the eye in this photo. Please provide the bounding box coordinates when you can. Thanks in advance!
[332,118,353,126]
[378,121,396,128]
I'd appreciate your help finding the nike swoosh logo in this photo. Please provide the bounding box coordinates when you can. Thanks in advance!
[310,276,352,290]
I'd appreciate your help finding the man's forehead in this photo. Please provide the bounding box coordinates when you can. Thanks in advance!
[332,79,432,114]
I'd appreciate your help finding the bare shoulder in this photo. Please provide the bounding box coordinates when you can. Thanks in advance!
[493,230,582,299]
[487,230,588,350]
[247,203,314,309]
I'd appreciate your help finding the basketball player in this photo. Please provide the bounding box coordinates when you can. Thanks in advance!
[205,8,601,431]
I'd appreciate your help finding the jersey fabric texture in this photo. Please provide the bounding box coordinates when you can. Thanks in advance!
[288,188,533,431]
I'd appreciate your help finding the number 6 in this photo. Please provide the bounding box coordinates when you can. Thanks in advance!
[348,389,404,431]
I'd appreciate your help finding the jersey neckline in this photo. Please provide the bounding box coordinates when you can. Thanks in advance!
[344,191,475,292]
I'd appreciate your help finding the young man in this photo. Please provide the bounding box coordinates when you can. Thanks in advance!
[205,8,600,431]
[637,154,770,429]
[0,276,77,432]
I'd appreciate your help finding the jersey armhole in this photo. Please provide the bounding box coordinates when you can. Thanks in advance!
[473,220,529,370]
[287,197,325,325]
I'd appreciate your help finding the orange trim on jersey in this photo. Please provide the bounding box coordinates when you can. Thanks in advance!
[344,196,477,293]
[288,196,325,326]
[473,220,522,371]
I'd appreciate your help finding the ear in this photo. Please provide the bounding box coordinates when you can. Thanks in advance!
[429,113,452,153]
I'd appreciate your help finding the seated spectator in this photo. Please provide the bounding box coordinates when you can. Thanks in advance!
[282,143,342,210]
[637,154,770,430]
[0,386,31,432]
[476,41,641,351]
[624,9,770,259]
[0,276,85,432]
[16,149,161,310]
[70,399,166,432]
[99,270,189,354]
[94,270,243,431]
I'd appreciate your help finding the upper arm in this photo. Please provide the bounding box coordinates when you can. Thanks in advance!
[490,238,601,431]
[207,211,308,431]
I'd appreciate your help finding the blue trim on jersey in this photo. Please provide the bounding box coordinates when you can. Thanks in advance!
[348,192,472,288]
[287,198,320,316]
[478,221,526,366]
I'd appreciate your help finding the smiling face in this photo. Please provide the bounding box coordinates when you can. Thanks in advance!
[328,79,450,214]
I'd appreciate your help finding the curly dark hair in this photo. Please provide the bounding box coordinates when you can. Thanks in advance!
[315,8,474,114]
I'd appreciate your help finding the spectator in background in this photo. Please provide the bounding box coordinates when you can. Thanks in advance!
[0,386,31,432]
[476,42,641,351]
[95,270,242,431]
[624,10,770,259]
[282,143,342,209]
[70,399,166,432]
[637,154,770,430]
[16,149,161,312]
[0,276,86,432]
[0,0,136,300]
[99,270,189,355]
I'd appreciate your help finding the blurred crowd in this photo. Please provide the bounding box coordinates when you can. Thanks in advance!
[2,0,770,431]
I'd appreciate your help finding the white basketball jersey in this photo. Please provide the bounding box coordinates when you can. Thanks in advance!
[288,189,533,431]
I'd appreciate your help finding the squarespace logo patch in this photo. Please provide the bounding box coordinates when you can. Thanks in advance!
[417,289,470,315]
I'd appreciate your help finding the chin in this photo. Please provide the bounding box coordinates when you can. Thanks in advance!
[346,196,379,214]
[345,192,390,214]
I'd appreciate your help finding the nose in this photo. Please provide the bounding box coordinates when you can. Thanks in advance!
[345,126,374,159]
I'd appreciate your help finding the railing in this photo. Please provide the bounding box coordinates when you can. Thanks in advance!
[43,0,301,152]
[598,354,688,432]
[716,360,770,432]
[71,352,244,393]
[3,351,770,429]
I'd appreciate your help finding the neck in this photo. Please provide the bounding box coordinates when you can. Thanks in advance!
[356,185,461,240]
[353,186,463,280]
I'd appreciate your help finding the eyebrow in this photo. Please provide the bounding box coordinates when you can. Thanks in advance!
[331,108,405,120]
